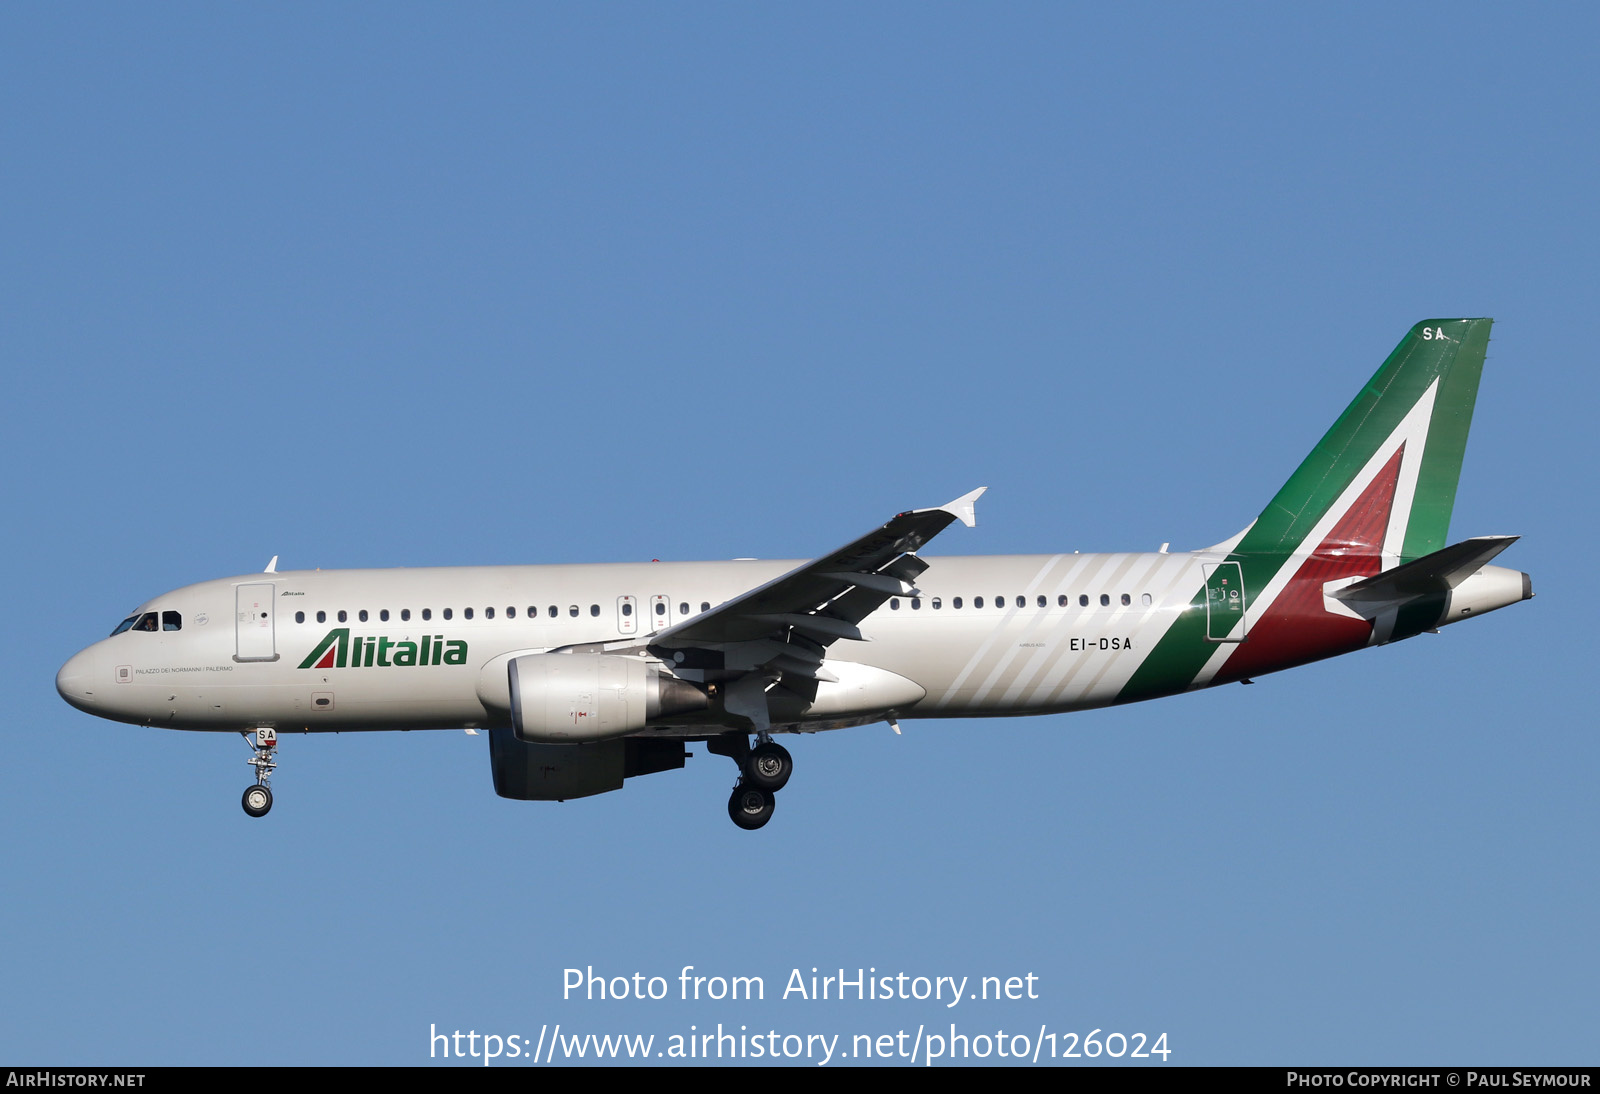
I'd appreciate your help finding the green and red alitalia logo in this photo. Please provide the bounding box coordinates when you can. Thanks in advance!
[297,628,468,669]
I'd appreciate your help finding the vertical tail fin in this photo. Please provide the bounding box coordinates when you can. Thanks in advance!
[1119,319,1496,702]
[1239,318,1491,561]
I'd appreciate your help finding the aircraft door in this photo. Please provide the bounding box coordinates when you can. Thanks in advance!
[235,582,279,662]
[649,595,671,633]
[616,595,637,635]
[1203,562,1248,642]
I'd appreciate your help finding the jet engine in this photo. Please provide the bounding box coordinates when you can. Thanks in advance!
[507,652,706,743]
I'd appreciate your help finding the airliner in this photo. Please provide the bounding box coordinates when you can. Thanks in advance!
[56,319,1532,829]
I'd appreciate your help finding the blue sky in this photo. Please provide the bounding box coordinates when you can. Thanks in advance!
[2,4,1593,1065]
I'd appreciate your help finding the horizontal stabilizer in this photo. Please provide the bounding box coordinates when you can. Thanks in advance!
[1332,536,1519,605]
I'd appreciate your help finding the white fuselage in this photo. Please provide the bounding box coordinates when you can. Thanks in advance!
[57,552,1532,738]
[56,551,1214,735]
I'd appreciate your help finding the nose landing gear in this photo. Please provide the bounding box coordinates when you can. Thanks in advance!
[241,728,277,818]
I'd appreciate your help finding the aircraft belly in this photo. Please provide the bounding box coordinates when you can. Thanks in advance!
[111,678,486,732]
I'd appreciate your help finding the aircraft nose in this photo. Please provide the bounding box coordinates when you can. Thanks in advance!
[56,649,101,712]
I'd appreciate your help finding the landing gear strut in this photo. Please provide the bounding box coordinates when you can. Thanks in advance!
[241,728,276,818]
[712,734,793,830]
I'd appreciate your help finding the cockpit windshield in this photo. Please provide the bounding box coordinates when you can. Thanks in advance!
[110,610,179,636]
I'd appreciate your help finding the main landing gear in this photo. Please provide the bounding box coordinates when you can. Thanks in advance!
[241,728,276,818]
[716,735,793,831]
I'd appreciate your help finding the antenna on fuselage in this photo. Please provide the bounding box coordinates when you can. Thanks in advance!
[263,556,278,573]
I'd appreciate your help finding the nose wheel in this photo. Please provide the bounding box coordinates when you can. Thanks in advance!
[242,784,273,817]
[241,728,277,818]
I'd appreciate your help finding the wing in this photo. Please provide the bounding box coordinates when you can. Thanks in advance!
[646,488,985,730]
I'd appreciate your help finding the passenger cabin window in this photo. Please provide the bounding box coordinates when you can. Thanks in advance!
[359,609,368,622]
[317,610,327,623]
[655,602,666,616]
[589,604,599,617]
[443,608,453,620]
[621,603,632,617]
[338,610,347,623]
[548,606,557,618]
[401,609,410,621]
[953,597,963,609]
[1121,593,1131,606]
[1079,595,1089,607]
[486,607,494,619]
[464,608,473,620]
[1057,594,1068,607]
[568,606,579,617]
[422,609,432,621]
[1142,593,1153,607]
[974,597,985,608]
[380,609,389,622]
[678,602,689,615]
[932,598,942,609]
[890,598,901,610]
[1100,594,1110,607]
[295,611,305,624]
[1037,595,1047,608]
[701,602,710,613]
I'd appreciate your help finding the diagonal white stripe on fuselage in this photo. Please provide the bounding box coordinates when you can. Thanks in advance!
[999,550,1168,708]
[1032,551,1200,708]
[933,552,1093,708]
[955,554,1075,707]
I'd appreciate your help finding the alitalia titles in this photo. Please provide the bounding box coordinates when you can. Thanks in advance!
[298,628,468,670]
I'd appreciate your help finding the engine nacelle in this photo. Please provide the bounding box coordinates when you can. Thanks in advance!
[508,652,705,743]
